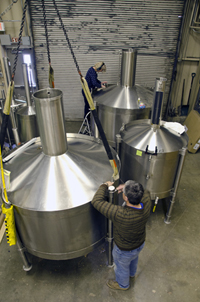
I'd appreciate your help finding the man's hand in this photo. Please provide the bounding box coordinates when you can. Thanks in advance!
[116,184,125,194]
[104,181,114,187]
[101,81,107,89]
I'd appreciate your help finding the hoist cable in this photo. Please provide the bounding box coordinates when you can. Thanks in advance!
[0,0,18,21]
[42,0,55,88]
[52,0,82,77]
[41,0,51,64]
[11,0,28,81]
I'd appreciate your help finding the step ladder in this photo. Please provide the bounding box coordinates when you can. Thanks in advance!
[78,111,92,136]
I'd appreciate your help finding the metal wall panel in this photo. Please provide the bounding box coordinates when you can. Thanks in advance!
[29,0,184,119]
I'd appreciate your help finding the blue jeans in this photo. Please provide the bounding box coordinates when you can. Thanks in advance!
[112,242,145,289]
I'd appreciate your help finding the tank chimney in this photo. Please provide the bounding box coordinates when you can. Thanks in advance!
[22,63,32,107]
[120,49,137,87]
[33,88,67,156]
[16,64,39,142]
[151,77,167,126]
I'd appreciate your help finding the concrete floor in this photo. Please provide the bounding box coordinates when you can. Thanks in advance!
[0,120,200,302]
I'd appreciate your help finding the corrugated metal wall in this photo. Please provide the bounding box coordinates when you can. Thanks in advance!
[29,0,184,119]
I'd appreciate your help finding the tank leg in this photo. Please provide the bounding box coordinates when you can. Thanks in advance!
[107,221,114,268]
[93,101,99,139]
[164,192,175,224]
[16,234,32,271]
[164,147,187,224]
[10,109,20,146]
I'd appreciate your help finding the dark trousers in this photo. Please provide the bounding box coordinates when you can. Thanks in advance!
[82,89,90,120]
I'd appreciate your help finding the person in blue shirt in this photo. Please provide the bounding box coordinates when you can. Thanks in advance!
[82,62,107,119]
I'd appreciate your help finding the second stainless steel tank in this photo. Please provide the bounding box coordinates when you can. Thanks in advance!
[94,49,154,146]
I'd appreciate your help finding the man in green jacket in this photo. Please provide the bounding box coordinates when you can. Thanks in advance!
[91,180,151,290]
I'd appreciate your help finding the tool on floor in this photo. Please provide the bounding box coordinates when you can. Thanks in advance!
[52,0,119,181]
[180,73,196,116]
[178,79,185,116]
[187,72,196,105]
[42,0,55,88]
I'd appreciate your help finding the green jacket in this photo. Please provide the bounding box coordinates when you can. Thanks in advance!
[91,184,151,250]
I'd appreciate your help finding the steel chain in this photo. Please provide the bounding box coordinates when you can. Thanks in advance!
[0,0,18,21]
[12,0,28,81]
[41,0,51,64]
[52,0,82,77]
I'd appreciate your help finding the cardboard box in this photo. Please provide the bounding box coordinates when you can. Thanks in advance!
[184,110,200,153]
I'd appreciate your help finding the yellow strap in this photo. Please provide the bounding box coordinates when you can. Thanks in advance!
[0,147,8,203]
[109,159,119,181]
[2,203,17,246]
[49,64,55,88]
[81,77,95,110]
[3,81,14,115]
[0,147,17,246]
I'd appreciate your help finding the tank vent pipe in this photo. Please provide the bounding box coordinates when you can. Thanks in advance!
[120,49,137,87]
[151,77,167,126]
[22,63,32,107]
[33,88,67,156]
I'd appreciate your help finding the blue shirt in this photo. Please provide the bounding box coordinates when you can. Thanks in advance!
[85,67,101,91]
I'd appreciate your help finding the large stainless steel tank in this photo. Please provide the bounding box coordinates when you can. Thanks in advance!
[93,49,154,146]
[16,64,39,142]
[119,78,188,201]
[3,88,120,260]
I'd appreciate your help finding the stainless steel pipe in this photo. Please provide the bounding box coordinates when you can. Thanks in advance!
[164,147,187,224]
[107,185,115,267]
[17,64,38,142]
[16,233,32,271]
[22,63,32,107]
[33,88,67,156]
[3,57,20,145]
[121,49,137,87]
[151,77,167,126]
